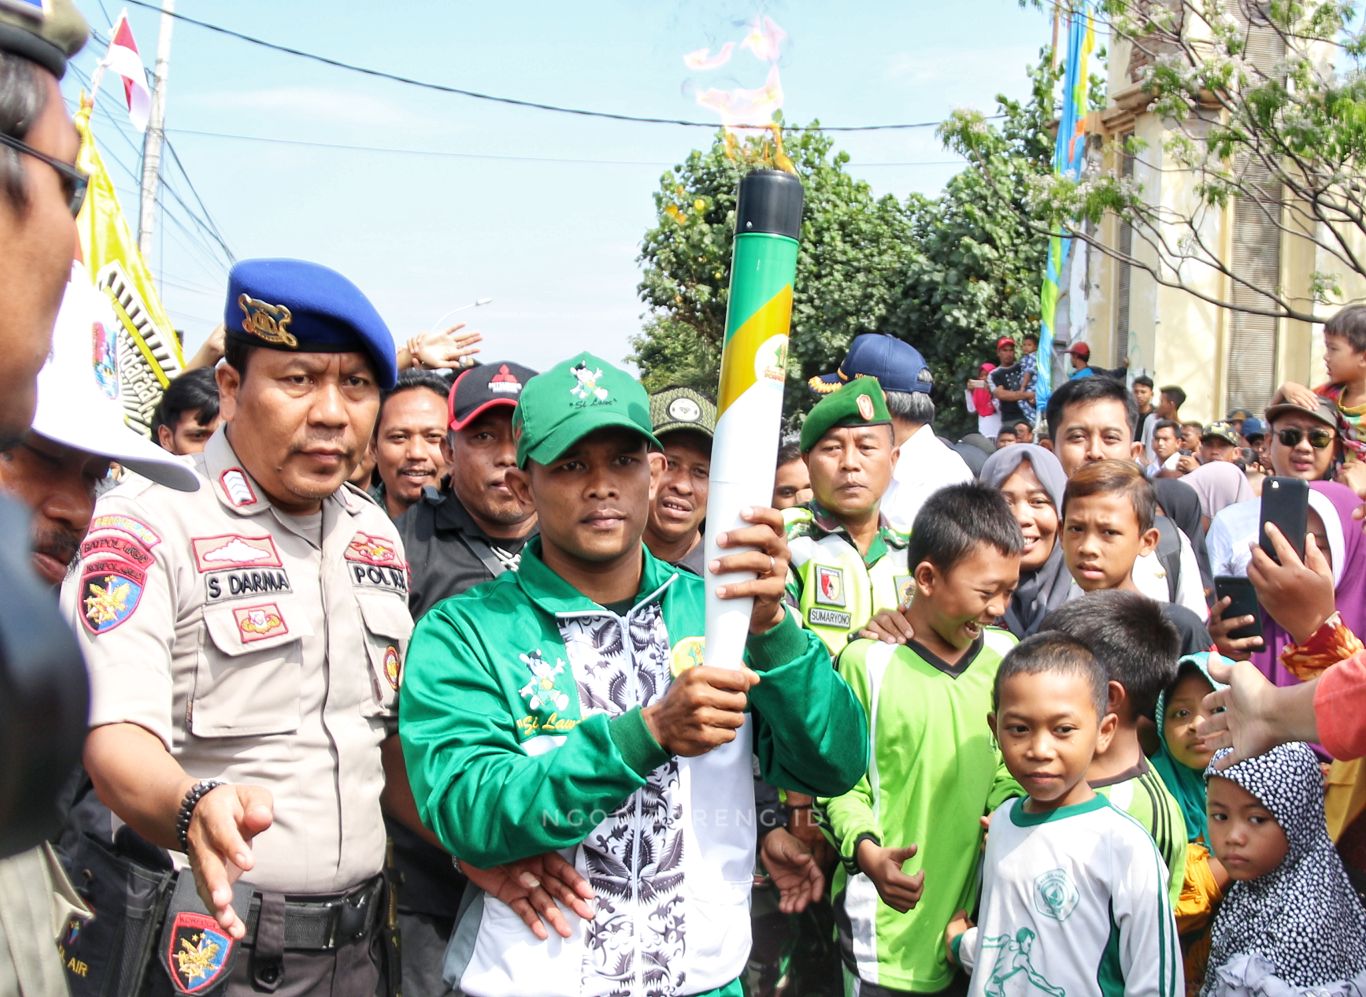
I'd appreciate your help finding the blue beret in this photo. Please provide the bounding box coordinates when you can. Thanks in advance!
[225,259,397,389]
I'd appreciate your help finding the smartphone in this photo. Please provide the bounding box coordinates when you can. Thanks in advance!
[967,379,985,390]
[1178,448,1193,458]
[1213,576,1263,643]
[1259,476,1309,564]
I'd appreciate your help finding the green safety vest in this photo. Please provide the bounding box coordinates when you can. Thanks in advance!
[783,504,911,653]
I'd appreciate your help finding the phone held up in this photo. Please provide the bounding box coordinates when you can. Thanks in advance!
[1259,476,1309,565]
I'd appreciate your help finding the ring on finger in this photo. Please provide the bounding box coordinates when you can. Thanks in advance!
[767,555,776,576]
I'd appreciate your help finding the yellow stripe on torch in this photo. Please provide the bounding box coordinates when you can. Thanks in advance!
[717,284,793,416]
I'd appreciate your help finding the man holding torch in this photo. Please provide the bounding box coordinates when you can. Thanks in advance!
[399,352,866,996]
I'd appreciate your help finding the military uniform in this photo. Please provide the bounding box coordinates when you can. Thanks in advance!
[783,504,910,653]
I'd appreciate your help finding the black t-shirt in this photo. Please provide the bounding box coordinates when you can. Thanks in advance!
[390,486,535,915]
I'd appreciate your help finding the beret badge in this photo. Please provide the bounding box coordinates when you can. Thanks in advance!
[238,293,298,348]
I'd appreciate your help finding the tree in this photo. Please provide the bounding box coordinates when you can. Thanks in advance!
[1022,0,1366,322]
[896,54,1062,438]
[630,127,914,415]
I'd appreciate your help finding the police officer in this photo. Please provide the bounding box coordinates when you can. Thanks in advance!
[67,259,413,996]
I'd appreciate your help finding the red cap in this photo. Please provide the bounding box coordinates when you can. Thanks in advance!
[996,336,1016,350]
[1066,342,1090,359]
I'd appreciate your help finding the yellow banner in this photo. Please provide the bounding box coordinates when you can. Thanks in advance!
[75,101,184,437]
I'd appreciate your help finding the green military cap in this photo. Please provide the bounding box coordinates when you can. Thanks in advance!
[799,377,892,453]
[0,0,89,79]
[649,385,716,441]
[513,352,663,467]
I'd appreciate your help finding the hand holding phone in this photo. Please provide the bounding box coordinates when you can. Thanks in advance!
[1259,477,1309,564]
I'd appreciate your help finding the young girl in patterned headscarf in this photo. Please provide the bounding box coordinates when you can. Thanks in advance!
[1201,742,1366,995]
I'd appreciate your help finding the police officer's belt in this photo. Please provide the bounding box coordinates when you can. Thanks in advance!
[242,875,384,950]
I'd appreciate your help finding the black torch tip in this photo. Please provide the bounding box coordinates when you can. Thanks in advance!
[736,169,804,240]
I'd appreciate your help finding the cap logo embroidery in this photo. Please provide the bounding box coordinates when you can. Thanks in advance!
[667,397,701,424]
[220,469,256,508]
[569,362,609,404]
[856,394,875,421]
[489,364,523,395]
[237,293,298,348]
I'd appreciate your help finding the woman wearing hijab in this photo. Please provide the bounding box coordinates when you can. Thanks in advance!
[963,362,1001,438]
[1182,461,1253,526]
[979,444,1070,637]
[1202,742,1366,995]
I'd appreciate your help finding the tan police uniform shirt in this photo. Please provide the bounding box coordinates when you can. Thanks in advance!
[62,429,413,896]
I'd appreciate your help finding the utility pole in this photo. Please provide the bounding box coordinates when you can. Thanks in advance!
[137,0,174,258]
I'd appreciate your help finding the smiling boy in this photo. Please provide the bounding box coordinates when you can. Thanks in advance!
[820,483,1022,995]
[946,632,1180,996]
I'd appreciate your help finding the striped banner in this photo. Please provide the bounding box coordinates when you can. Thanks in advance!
[1038,1,1095,408]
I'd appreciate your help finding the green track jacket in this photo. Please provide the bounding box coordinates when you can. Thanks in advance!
[399,539,868,996]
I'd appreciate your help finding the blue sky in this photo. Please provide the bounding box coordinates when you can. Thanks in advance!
[61,1,1051,372]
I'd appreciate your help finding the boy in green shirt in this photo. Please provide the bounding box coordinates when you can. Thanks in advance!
[821,483,1023,995]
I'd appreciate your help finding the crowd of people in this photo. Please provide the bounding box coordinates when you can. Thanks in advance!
[3,4,1366,997]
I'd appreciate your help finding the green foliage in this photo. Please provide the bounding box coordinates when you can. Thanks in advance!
[632,127,914,420]
[632,58,1065,437]
[1019,0,1366,321]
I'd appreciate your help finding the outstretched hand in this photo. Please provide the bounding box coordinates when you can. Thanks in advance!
[186,784,274,939]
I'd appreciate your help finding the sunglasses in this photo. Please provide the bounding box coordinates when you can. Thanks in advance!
[1276,427,1335,450]
[0,131,89,217]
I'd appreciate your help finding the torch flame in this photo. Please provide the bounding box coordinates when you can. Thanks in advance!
[684,15,795,172]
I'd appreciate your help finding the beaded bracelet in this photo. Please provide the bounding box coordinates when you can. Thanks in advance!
[176,779,223,851]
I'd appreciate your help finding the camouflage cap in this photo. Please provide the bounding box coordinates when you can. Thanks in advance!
[649,385,716,441]
[0,0,89,79]
[799,377,892,453]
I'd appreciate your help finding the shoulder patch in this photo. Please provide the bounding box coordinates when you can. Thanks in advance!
[219,469,256,507]
[80,562,146,635]
[87,514,160,548]
[192,534,282,572]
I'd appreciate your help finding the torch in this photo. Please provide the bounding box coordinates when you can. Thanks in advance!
[702,168,804,671]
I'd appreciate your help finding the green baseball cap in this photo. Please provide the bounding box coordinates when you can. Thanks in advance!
[513,352,663,467]
[799,378,892,453]
[0,0,88,79]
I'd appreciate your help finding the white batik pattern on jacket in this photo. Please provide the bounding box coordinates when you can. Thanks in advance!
[563,605,686,997]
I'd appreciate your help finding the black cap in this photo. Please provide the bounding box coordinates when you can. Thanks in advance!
[448,361,538,431]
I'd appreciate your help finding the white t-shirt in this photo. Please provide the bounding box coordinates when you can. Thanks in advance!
[881,424,974,533]
[959,795,1180,997]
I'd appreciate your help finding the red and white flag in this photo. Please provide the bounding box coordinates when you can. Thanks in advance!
[100,11,151,132]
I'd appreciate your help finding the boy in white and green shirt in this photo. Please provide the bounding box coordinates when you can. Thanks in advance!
[947,632,1180,996]
[820,483,1024,995]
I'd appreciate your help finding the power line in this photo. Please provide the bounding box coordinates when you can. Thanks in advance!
[121,0,984,134]
[165,125,966,169]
